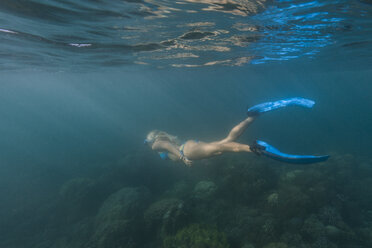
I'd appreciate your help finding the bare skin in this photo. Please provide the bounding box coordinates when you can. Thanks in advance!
[151,116,256,166]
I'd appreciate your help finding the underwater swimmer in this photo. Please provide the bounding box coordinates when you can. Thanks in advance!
[144,97,329,166]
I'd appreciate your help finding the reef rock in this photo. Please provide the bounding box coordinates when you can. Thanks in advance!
[59,177,105,221]
[163,181,191,198]
[263,242,288,248]
[325,225,342,239]
[194,180,218,200]
[96,187,149,222]
[144,198,186,237]
[267,192,279,207]
[280,170,303,183]
[163,223,230,248]
[241,243,255,248]
[90,187,150,248]
[302,215,325,240]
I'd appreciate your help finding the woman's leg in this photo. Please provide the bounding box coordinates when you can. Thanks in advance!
[218,116,256,144]
[183,116,256,160]
[217,142,251,153]
[184,141,251,160]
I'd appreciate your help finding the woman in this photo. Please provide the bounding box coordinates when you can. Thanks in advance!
[144,97,329,166]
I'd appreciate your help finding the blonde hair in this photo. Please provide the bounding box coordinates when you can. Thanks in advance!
[146,130,181,146]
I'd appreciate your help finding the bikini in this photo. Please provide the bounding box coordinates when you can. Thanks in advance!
[179,140,199,161]
[158,140,197,161]
[179,143,186,158]
[158,143,184,160]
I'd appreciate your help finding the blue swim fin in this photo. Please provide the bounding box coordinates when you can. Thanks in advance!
[251,140,329,164]
[247,97,315,116]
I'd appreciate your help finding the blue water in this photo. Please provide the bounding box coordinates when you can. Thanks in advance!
[1,1,372,247]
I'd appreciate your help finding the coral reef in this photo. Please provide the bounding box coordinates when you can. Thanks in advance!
[4,152,372,248]
[90,187,150,248]
[163,223,230,248]
[163,181,191,198]
[58,177,107,221]
[263,242,288,248]
[144,198,186,238]
[267,192,279,207]
[193,180,218,200]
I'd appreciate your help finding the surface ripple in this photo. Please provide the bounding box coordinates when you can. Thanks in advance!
[0,0,371,70]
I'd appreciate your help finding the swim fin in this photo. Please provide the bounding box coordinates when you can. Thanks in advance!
[247,97,315,116]
[251,140,329,164]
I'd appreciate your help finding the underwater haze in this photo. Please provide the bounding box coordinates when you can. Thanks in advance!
[1,0,372,247]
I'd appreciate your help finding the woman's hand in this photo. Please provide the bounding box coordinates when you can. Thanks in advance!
[180,155,193,167]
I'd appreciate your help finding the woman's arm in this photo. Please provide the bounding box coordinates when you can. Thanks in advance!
[152,140,180,156]
[152,141,192,166]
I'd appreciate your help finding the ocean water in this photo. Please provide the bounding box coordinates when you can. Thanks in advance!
[1,0,372,247]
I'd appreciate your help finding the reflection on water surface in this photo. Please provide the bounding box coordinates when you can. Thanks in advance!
[0,0,370,70]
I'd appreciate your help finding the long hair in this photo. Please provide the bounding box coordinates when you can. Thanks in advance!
[146,130,181,146]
